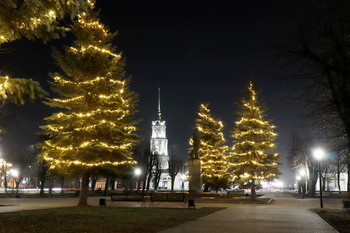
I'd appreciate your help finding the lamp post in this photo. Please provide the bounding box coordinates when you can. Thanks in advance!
[181,174,186,192]
[296,175,301,193]
[313,148,324,208]
[297,168,307,198]
[134,168,141,193]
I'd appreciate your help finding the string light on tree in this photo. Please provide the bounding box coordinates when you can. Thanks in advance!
[38,9,140,206]
[0,0,92,44]
[189,103,230,191]
[230,81,281,200]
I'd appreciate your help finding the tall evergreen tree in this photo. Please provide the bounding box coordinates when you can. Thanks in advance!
[0,0,91,44]
[38,11,140,206]
[0,0,91,105]
[0,76,46,105]
[189,103,229,191]
[230,81,280,199]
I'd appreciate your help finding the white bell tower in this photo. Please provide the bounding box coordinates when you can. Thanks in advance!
[150,88,169,169]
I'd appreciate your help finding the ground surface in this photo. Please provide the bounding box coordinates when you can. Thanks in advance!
[0,206,223,233]
[314,208,350,233]
[159,192,342,233]
[0,192,346,233]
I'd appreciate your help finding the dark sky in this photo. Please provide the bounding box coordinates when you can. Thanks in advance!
[0,0,304,186]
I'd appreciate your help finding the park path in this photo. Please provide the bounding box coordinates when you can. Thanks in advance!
[158,192,341,233]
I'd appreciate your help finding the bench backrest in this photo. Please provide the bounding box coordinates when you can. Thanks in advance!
[150,193,185,202]
[111,192,144,201]
[167,193,185,201]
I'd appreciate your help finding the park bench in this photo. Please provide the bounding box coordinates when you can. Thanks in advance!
[110,192,145,206]
[227,190,245,197]
[149,193,187,207]
[187,192,221,198]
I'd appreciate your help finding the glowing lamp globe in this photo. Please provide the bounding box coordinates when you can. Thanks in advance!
[9,169,19,177]
[134,168,141,176]
[312,148,324,161]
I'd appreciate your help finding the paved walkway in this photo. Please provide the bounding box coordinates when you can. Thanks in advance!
[159,193,341,233]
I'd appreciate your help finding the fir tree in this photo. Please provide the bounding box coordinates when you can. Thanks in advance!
[0,0,91,105]
[38,11,140,206]
[0,0,91,44]
[230,81,280,199]
[0,76,46,105]
[189,103,229,191]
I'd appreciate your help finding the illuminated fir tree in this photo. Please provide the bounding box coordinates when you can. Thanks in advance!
[0,0,91,105]
[0,0,91,44]
[38,11,140,206]
[230,81,280,199]
[189,103,229,191]
[0,76,46,104]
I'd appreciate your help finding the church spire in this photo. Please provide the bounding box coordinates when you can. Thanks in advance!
[158,87,162,120]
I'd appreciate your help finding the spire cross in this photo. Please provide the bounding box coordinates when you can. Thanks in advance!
[158,87,161,120]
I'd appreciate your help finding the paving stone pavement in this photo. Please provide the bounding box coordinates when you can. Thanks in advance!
[158,193,341,233]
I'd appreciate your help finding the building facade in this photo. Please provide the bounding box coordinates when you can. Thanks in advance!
[150,88,186,190]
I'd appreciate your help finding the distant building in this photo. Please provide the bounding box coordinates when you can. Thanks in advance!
[316,172,348,192]
[150,88,169,170]
[150,88,187,190]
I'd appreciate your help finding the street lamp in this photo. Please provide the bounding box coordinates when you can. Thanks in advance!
[9,168,19,178]
[134,168,141,176]
[297,167,307,198]
[313,148,325,208]
[181,174,186,191]
[134,168,141,192]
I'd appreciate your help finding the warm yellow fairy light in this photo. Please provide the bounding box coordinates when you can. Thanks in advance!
[38,12,139,173]
[70,45,120,58]
[48,10,56,18]
[189,103,229,187]
[230,81,280,190]
[53,96,84,103]
[43,155,136,167]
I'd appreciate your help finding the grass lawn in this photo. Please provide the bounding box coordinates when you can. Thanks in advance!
[0,206,224,233]
[313,208,350,233]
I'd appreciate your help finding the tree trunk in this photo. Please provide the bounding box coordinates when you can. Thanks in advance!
[146,174,152,191]
[60,176,64,194]
[337,157,341,192]
[110,177,116,190]
[103,176,110,196]
[15,180,20,198]
[142,174,147,194]
[347,159,350,192]
[48,176,53,197]
[171,176,175,192]
[250,179,256,200]
[308,172,318,197]
[78,172,90,206]
[76,177,80,189]
[322,176,326,191]
[90,175,98,191]
[39,176,46,197]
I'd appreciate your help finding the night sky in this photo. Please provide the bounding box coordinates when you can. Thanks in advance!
[0,0,304,186]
